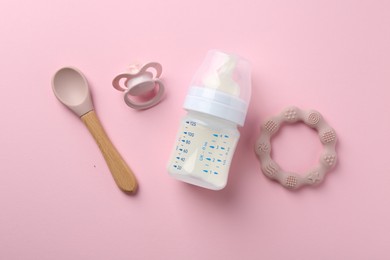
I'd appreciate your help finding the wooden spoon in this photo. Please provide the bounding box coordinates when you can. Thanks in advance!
[52,67,137,193]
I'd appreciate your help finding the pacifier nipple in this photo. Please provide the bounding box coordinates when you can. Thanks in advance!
[127,63,142,74]
[112,62,165,110]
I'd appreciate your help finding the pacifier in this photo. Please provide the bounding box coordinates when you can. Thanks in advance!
[112,62,165,110]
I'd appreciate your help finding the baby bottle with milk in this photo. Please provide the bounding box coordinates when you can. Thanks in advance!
[167,50,251,190]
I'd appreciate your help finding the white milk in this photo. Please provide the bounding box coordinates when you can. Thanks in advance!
[168,111,239,190]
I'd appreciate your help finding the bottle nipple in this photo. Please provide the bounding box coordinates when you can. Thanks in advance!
[202,56,240,96]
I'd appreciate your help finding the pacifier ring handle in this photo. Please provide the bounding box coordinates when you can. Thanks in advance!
[112,73,131,92]
[140,62,162,78]
[255,107,338,190]
[123,80,165,110]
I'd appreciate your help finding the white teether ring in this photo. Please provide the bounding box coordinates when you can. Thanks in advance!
[112,62,164,110]
[255,107,338,190]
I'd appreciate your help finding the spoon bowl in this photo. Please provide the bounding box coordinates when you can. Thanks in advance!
[52,67,93,117]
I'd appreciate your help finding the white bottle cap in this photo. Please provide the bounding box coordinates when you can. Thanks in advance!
[183,50,252,126]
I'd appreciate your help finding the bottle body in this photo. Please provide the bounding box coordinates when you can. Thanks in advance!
[168,111,240,190]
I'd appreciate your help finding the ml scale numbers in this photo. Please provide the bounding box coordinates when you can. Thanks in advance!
[172,120,234,176]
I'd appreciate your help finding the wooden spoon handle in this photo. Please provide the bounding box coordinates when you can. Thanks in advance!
[81,110,137,193]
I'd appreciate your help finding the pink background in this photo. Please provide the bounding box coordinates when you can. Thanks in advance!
[1,0,390,259]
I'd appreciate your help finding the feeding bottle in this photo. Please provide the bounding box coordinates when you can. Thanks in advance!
[167,50,252,190]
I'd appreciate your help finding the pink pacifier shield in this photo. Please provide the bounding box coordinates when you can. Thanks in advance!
[112,62,165,110]
[255,107,338,190]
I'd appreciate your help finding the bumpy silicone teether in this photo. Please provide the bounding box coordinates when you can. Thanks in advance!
[112,62,165,110]
[255,107,337,190]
